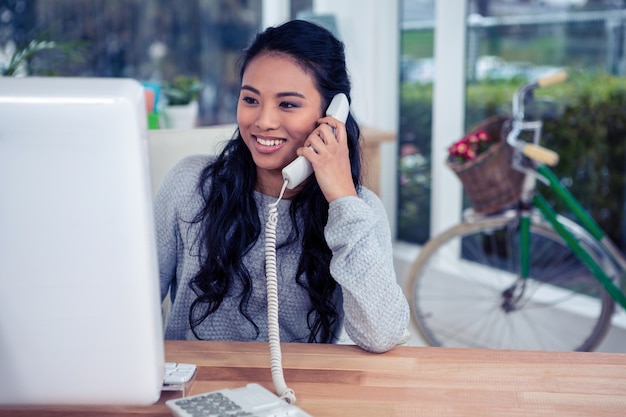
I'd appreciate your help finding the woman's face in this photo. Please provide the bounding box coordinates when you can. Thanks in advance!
[237,52,323,179]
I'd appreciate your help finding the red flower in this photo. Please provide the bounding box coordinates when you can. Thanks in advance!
[448,129,494,164]
[455,141,468,154]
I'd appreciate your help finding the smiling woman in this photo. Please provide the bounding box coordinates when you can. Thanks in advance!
[153,19,409,360]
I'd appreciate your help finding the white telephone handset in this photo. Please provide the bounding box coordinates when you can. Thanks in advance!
[281,93,350,189]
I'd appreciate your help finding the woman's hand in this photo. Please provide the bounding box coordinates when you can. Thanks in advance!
[298,116,357,202]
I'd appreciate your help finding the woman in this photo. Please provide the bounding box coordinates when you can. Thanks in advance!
[155,19,409,353]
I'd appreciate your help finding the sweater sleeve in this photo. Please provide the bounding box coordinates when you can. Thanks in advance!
[153,155,210,302]
[324,188,410,353]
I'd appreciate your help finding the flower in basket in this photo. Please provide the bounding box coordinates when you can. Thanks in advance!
[448,129,494,164]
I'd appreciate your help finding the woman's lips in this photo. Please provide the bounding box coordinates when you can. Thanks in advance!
[254,135,286,153]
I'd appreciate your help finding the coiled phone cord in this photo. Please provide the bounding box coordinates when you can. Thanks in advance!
[264,178,296,404]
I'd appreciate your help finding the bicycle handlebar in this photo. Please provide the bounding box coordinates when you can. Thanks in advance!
[522,143,560,166]
[536,70,568,88]
[508,69,568,166]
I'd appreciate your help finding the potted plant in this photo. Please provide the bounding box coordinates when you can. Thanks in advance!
[1,38,84,76]
[162,75,203,129]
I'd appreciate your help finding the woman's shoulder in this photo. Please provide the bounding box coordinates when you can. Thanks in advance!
[167,155,213,183]
[156,155,214,200]
[170,154,214,177]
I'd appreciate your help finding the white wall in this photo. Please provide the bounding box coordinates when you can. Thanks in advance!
[311,0,398,132]
[431,1,466,235]
[262,0,290,29]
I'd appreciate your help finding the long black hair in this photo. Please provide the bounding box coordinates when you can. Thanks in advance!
[187,19,362,343]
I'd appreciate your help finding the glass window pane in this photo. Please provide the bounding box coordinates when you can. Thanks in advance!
[398,0,626,250]
[0,0,262,126]
[398,0,434,244]
[465,0,626,250]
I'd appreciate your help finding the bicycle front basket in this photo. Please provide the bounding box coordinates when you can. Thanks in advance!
[446,115,524,215]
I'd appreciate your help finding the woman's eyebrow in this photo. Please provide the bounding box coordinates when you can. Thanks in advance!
[240,85,306,99]
[240,85,260,94]
[276,91,306,99]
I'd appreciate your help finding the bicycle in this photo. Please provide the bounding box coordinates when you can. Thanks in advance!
[405,70,626,352]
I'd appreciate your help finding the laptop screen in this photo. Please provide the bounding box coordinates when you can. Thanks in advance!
[0,77,164,405]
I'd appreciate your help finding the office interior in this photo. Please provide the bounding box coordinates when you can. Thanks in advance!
[2,0,626,352]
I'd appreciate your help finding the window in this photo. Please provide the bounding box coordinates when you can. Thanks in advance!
[0,0,263,126]
[398,0,435,244]
[398,0,626,249]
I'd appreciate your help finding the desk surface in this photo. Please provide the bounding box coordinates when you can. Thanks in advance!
[2,340,625,416]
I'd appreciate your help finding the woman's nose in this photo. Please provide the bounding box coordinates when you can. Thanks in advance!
[255,105,279,130]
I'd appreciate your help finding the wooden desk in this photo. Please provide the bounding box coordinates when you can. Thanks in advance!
[2,340,625,416]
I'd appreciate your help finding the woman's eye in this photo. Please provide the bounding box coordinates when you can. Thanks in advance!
[242,96,257,105]
[280,101,298,109]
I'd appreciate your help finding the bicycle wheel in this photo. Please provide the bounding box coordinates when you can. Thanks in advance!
[407,211,616,351]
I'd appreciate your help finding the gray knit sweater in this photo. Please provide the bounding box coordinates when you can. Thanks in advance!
[154,155,409,353]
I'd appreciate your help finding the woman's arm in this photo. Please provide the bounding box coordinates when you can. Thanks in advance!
[154,168,183,302]
[153,155,209,302]
[324,188,410,353]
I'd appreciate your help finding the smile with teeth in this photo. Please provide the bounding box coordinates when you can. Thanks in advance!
[256,137,285,146]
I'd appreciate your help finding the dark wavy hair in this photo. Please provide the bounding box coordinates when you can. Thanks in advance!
[187,19,362,343]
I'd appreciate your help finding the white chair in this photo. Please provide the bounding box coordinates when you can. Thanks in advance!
[148,124,236,195]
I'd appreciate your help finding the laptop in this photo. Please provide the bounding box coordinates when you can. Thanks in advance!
[0,77,164,405]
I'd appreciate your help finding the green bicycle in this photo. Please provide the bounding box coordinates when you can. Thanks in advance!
[406,71,626,351]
